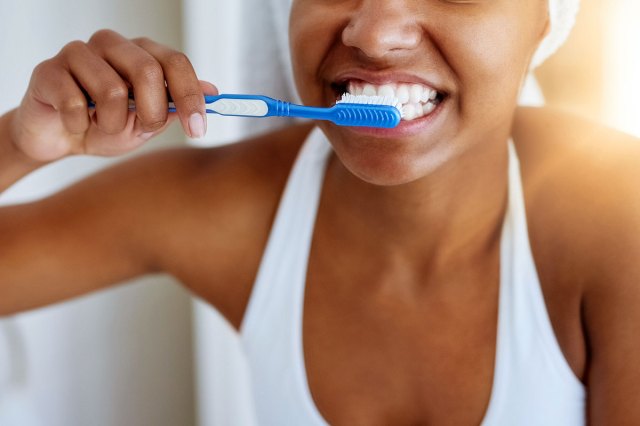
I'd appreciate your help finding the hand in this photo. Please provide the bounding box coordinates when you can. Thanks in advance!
[10,29,217,162]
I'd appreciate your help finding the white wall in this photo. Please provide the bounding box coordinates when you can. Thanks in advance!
[604,0,640,137]
[0,1,195,425]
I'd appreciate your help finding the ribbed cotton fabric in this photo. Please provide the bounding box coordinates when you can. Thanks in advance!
[240,128,586,425]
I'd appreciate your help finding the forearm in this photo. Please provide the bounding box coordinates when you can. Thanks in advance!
[0,108,49,192]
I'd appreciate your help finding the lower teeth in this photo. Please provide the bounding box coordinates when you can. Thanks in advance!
[401,101,437,121]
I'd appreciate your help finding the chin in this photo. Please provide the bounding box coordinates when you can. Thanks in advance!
[325,130,454,187]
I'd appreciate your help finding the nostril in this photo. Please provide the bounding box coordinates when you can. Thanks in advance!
[343,23,422,60]
[341,4,423,59]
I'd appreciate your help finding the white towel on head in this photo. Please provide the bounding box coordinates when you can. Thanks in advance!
[532,0,581,68]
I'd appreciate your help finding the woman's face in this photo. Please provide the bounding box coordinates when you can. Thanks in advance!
[290,0,549,185]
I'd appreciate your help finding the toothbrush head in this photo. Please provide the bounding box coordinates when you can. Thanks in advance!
[334,94,403,128]
[337,93,402,110]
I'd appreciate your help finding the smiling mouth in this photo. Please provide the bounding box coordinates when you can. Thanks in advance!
[331,80,447,122]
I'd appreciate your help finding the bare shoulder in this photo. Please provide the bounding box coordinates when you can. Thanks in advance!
[514,107,640,422]
[513,106,640,283]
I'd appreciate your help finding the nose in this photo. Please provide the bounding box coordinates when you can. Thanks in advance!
[342,1,422,61]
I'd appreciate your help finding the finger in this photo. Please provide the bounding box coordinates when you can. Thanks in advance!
[30,58,91,135]
[87,30,168,133]
[84,110,139,156]
[199,80,219,96]
[133,112,179,141]
[60,40,130,135]
[133,37,211,138]
[84,112,179,157]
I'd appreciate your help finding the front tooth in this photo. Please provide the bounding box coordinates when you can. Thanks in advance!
[378,84,395,98]
[414,103,424,118]
[363,84,377,97]
[396,85,410,104]
[403,104,417,121]
[423,102,436,115]
[410,84,423,104]
[349,84,362,96]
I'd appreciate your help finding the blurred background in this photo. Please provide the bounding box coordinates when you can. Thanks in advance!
[0,1,638,425]
[0,1,194,426]
[536,0,640,136]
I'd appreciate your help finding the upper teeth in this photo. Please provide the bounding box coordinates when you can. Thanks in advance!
[347,82,439,121]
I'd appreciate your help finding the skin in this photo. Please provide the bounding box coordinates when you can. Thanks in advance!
[1,1,639,424]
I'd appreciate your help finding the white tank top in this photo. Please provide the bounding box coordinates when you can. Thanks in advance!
[240,128,586,425]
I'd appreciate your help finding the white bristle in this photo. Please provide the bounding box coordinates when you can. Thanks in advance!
[337,93,404,117]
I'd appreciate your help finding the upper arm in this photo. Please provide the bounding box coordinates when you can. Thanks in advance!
[576,133,640,424]
[0,148,195,316]
[0,124,310,321]
[584,228,640,425]
[585,273,640,425]
[583,184,640,423]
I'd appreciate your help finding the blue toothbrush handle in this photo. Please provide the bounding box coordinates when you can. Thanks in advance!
[87,92,401,129]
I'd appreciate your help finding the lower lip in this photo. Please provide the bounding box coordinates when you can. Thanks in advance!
[341,99,447,138]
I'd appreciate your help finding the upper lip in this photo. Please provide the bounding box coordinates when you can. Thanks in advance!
[331,69,447,94]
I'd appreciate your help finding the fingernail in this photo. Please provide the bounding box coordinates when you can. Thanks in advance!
[189,113,206,139]
[139,132,156,140]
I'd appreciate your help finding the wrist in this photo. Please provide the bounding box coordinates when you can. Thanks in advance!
[0,109,48,190]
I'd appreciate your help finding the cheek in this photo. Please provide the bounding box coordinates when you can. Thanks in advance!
[289,24,316,100]
[290,3,344,104]
[442,10,538,98]
[434,10,541,124]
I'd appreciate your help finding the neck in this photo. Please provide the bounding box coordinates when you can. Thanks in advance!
[323,138,510,269]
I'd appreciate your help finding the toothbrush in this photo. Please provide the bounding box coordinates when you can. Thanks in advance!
[87,92,403,129]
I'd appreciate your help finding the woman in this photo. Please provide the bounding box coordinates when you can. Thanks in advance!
[1,0,638,424]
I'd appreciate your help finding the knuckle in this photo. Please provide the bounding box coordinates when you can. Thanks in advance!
[165,51,191,69]
[61,40,86,56]
[60,96,87,114]
[88,28,116,45]
[135,60,164,84]
[131,36,151,46]
[180,92,203,108]
[101,84,128,103]
[139,107,168,131]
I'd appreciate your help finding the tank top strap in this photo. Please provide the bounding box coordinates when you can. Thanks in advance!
[240,126,331,344]
[482,141,585,425]
[239,127,332,426]
[504,140,583,391]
